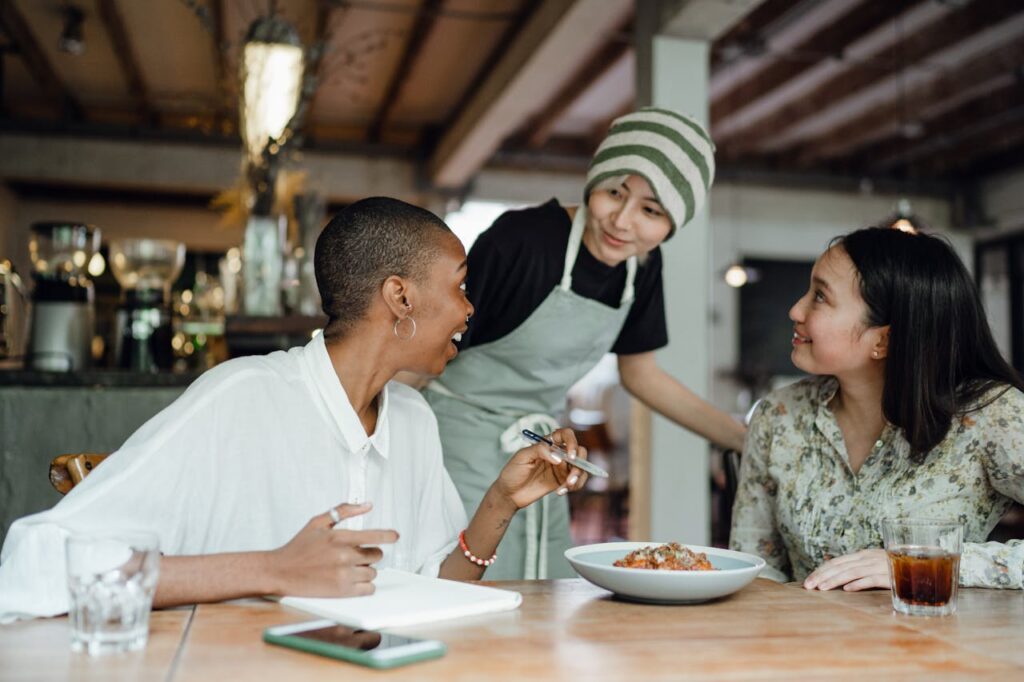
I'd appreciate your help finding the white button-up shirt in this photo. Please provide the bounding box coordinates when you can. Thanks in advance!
[0,334,467,622]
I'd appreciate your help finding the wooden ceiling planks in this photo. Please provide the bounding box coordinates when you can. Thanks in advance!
[868,80,1024,174]
[0,0,83,120]
[523,19,631,149]
[710,0,864,103]
[375,0,523,139]
[710,0,801,74]
[710,0,914,126]
[208,0,233,134]
[716,1,1023,160]
[96,0,155,126]
[796,39,1024,167]
[0,0,1020,186]
[366,0,442,143]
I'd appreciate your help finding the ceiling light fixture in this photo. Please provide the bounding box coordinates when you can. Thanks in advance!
[58,5,85,56]
[239,14,304,168]
[886,198,924,234]
[723,264,761,288]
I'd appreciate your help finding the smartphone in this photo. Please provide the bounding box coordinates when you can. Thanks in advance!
[263,619,446,669]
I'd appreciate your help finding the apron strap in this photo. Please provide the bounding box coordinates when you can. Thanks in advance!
[524,494,550,579]
[560,205,639,305]
[559,207,588,292]
[622,256,637,305]
[499,419,558,579]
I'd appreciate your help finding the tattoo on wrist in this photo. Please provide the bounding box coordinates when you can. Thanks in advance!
[496,517,510,531]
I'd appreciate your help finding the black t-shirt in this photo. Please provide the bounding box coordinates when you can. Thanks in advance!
[459,198,668,355]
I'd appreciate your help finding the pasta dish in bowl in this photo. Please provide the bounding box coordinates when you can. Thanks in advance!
[565,542,765,604]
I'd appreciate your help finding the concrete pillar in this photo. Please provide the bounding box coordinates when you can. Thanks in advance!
[635,8,713,544]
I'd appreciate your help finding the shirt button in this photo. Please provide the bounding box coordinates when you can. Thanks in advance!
[874,439,883,449]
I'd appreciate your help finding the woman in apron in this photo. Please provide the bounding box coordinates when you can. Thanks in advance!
[424,108,746,579]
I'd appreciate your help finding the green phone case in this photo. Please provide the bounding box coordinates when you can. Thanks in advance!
[263,628,446,669]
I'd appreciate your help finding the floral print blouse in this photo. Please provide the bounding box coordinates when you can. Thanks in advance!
[729,376,1024,588]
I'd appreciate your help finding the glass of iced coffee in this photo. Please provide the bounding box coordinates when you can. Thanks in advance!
[881,518,963,617]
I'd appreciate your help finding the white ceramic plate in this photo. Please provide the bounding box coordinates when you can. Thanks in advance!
[565,541,766,604]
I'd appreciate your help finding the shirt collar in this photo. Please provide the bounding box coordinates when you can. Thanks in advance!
[303,333,391,459]
[813,375,898,461]
[816,376,840,405]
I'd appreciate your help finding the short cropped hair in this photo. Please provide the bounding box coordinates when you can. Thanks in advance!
[314,197,452,340]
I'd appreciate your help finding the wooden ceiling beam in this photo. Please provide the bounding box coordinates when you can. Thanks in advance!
[924,115,1024,178]
[96,0,156,126]
[428,0,632,189]
[367,0,442,143]
[208,0,232,134]
[295,0,336,143]
[586,99,632,150]
[796,40,1024,165]
[525,24,631,150]
[710,0,868,103]
[861,80,1024,173]
[658,0,763,41]
[710,0,801,73]
[711,0,915,125]
[425,0,537,155]
[719,1,1024,157]
[0,0,83,120]
[956,133,1024,179]
[767,11,1024,157]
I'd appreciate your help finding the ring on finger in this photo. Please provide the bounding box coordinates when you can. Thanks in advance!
[328,507,341,524]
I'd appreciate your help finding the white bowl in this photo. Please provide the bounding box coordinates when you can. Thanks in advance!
[565,541,765,604]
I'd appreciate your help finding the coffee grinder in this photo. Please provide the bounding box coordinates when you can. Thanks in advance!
[110,239,185,372]
[27,222,100,372]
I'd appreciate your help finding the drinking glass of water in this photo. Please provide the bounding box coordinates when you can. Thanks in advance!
[881,518,963,617]
[65,530,160,655]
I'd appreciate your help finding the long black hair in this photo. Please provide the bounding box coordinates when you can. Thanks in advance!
[837,227,1023,461]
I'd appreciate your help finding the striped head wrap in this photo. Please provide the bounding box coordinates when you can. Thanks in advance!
[584,107,715,238]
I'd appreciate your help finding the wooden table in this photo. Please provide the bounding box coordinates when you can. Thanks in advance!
[4,579,1024,681]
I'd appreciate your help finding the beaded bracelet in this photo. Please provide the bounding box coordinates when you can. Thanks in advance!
[458,529,497,567]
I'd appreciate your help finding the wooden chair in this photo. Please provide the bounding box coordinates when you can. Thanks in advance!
[49,453,108,494]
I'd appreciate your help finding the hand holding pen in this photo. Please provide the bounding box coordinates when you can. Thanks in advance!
[521,429,609,479]
[493,427,591,510]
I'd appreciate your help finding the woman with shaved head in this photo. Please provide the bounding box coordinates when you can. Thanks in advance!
[0,197,590,621]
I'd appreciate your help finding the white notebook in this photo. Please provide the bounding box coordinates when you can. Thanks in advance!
[279,569,523,630]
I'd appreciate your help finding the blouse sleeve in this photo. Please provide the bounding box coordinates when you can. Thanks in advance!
[729,399,791,581]
[0,372,227,622]
[411,409,468,577]
[960,388,1024,589]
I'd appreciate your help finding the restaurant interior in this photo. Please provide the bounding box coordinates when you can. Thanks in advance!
[2,0,1024,676]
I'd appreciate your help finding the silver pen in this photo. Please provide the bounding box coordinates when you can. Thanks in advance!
[521,429,609,478]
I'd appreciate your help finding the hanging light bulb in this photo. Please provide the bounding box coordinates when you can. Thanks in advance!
[58,5,85,56]
[724,265,748,288]
[723,264,761,288]
[886,198,923,234]
[87,252,105,277]
[239,15,304,166]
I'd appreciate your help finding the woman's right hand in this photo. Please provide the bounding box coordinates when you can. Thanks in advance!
[265,502,398,598]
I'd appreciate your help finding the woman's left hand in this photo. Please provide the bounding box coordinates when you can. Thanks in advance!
[494,427,589,509]
[803,549,890,591]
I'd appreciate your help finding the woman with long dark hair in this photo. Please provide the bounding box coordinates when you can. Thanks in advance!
[730,226,1024,590]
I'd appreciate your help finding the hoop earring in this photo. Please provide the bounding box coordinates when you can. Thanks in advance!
[393,316,416,341]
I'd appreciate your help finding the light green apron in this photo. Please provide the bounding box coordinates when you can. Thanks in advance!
[425,207,637,579]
